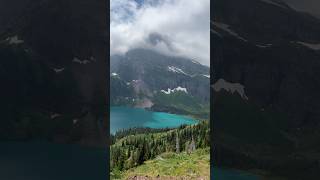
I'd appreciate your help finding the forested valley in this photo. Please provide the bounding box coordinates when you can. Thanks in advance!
[110,121,210,177]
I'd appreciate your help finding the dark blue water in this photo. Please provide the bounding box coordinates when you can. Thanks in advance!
[212,168,259,180]
[110,106,197,134]
[0,141,106,180]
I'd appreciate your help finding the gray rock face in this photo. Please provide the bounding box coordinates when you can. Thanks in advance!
[110,48,210,105]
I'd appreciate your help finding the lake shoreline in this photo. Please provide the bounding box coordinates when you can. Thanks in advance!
[110,106,198,134]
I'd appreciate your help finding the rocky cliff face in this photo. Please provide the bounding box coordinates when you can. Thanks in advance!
[212,0,320,179]
[111,49,210,101]
[110,48,210,117]
[0,0,108,147]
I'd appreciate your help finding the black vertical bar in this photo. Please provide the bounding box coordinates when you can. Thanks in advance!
[106,0,111,179]
[210,1,214,179]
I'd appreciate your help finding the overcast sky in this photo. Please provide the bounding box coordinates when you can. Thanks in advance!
[110,0,210,66]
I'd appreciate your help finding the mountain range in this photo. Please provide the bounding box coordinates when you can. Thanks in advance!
[110,48,210,118]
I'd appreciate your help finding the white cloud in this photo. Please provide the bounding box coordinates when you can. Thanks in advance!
[110,0,210,66]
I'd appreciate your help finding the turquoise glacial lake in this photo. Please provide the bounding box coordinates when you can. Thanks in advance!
[110,106,197,134]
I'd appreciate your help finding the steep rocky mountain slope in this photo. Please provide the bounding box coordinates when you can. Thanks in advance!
[212,0,320,179]
[110,48,210,118]
[0,0,108,146]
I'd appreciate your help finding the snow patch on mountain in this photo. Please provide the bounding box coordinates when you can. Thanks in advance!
[6,35,24,44]
[50,113,61,119]
[72,57,91,64]
[213,79,248,100]
[297,41,320,50]
[203,74,210,78]
[111,73,118,76]
[167,66,188,75]
[73,119,78,125]
[161,86,188,95]
[53,68,65,73]
[213,22,248,42]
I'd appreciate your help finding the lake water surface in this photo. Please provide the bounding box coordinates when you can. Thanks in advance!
[110,106,197,134]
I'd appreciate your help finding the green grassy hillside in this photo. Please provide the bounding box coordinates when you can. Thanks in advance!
[110,121,210,179]
[122,148,210,180]
[152,91,210,119]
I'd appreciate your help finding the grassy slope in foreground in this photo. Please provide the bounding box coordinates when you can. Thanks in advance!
[123,148,210,180]
[110,121,210,179]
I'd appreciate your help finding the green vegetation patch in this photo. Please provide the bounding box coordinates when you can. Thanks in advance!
[110,121,210,179]
[123,148,210,179]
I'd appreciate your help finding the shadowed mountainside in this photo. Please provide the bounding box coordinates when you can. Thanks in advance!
[0,0,108,147]
[212,0,320,179]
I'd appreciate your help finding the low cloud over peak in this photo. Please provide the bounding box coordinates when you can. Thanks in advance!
[111,0,210,66]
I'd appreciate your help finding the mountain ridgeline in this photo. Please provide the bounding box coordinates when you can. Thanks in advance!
[110,49,210,118]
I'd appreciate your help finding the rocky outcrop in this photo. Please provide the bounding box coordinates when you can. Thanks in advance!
[110,48,210,104]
